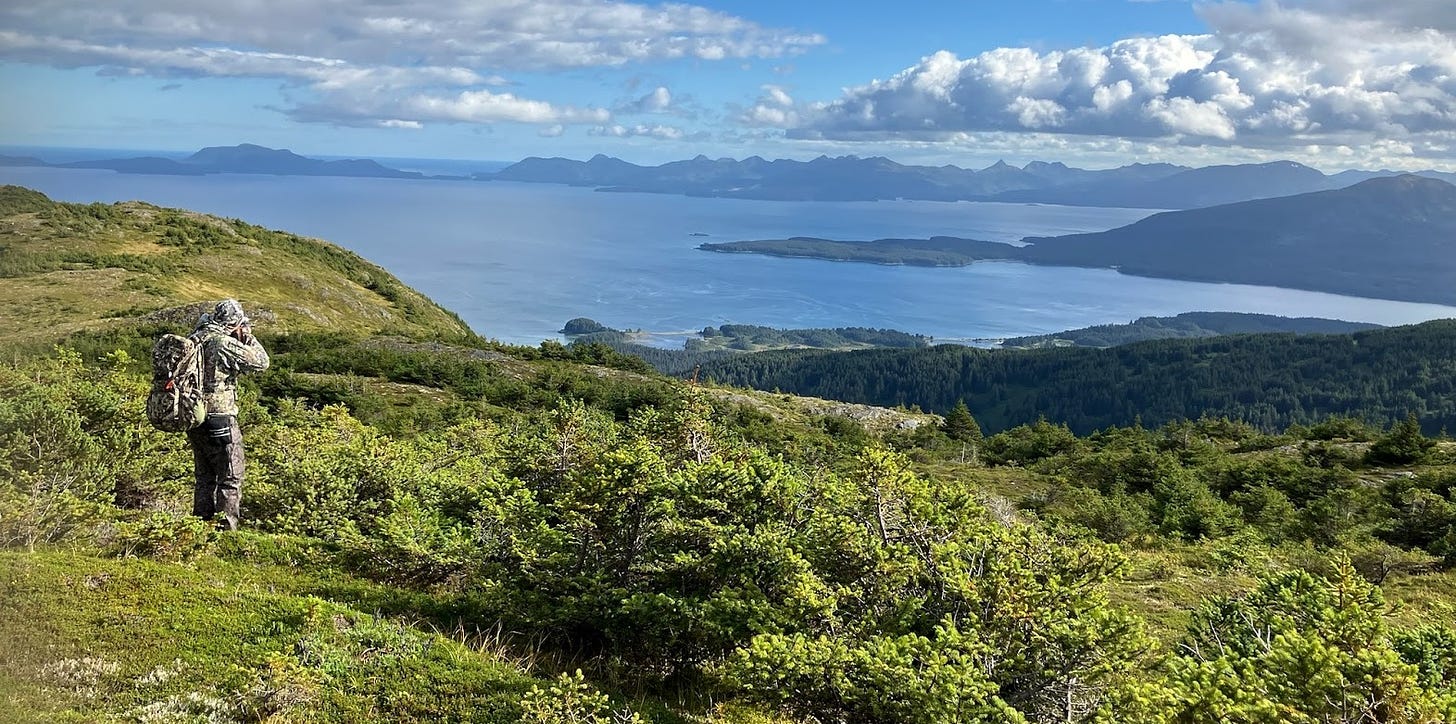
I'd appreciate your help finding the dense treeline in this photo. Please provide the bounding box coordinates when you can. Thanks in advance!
[697,319,1456,434]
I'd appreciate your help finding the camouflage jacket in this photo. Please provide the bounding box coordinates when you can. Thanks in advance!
[192,322,270,416]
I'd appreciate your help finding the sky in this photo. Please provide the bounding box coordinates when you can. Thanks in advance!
[2,0,1455,171]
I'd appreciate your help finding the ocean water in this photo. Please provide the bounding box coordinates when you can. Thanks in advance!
[4,166,1455,346]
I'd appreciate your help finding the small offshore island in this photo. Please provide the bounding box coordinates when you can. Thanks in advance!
[700,235,1019,267]
[702,175,1456,308]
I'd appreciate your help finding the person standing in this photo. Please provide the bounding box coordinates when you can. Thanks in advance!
[187,299,269,530]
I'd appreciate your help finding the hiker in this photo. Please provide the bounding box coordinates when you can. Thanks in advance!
[187,299,269,530]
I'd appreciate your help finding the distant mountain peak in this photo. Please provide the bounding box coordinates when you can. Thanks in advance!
[184,143,307,164]
[1342,173,1456,199]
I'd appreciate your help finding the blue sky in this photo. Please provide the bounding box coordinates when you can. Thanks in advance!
[2,1,1454,170]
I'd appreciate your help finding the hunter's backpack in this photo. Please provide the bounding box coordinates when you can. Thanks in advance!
[147,333,207,432]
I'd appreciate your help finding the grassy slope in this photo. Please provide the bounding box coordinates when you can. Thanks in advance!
[0,186,935,435]
[0,186,473,346]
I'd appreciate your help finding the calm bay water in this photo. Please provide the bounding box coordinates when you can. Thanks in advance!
[5,166,1455,345]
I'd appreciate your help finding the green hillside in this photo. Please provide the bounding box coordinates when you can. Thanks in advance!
[0,185,473,345]
[2,188,1454,723]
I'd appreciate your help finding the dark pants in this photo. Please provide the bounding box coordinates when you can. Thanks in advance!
[187,415,244,531]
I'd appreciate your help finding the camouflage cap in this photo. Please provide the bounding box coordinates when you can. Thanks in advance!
[212,298,250,327]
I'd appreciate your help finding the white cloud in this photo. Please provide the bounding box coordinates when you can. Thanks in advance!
[0,0,823,129]
[401,90,610,124]
[0,0,824,71]
[589,123,690,141]
[792,1,1456,157]
[741,84,800,128]
[617,86,675,114]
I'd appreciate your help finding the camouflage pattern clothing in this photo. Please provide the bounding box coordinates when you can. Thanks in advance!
[192,321,270,416]
[187,299,269,530]
[187,416,246,530]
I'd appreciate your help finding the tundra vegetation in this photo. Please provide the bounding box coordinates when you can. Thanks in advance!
[1,187,1454,722]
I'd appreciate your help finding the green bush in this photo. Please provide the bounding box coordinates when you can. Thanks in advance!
[982,418,1081,466]
[1110,559,1456,722]
[0,349,185,548]
[519,671,643,723]
[107,511,216,562]
[1367,413,1439,466]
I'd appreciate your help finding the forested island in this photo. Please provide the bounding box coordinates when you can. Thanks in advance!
[563,317,930,352]
[702,175,1456,307]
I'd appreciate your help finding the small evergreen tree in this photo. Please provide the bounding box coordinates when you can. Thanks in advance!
[1366,412,1437,466]
[942,399,982,442]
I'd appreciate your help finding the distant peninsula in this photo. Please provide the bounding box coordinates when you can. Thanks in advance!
[703,175,1456,307]
[999,312,1383,349]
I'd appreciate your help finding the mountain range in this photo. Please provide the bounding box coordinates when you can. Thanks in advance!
[7,144,1456,210]
[0,143,425,179]
[487,153,1456,208]
[703,175,1456,307]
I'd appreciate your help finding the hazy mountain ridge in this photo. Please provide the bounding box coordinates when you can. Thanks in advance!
[488,153,1456,207]
[11,144,426,179]
[11,144,1456,209]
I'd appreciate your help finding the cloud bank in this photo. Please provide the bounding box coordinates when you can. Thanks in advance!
[790,1,1456,158]
[0,0,823,128]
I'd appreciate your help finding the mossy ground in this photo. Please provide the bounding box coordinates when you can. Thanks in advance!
[0,541,535,722]
[0,535,792,724]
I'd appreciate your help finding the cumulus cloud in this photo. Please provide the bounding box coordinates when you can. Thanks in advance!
[741,85,800,127]
[791,1,1456,157]
[0,0,822,129]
